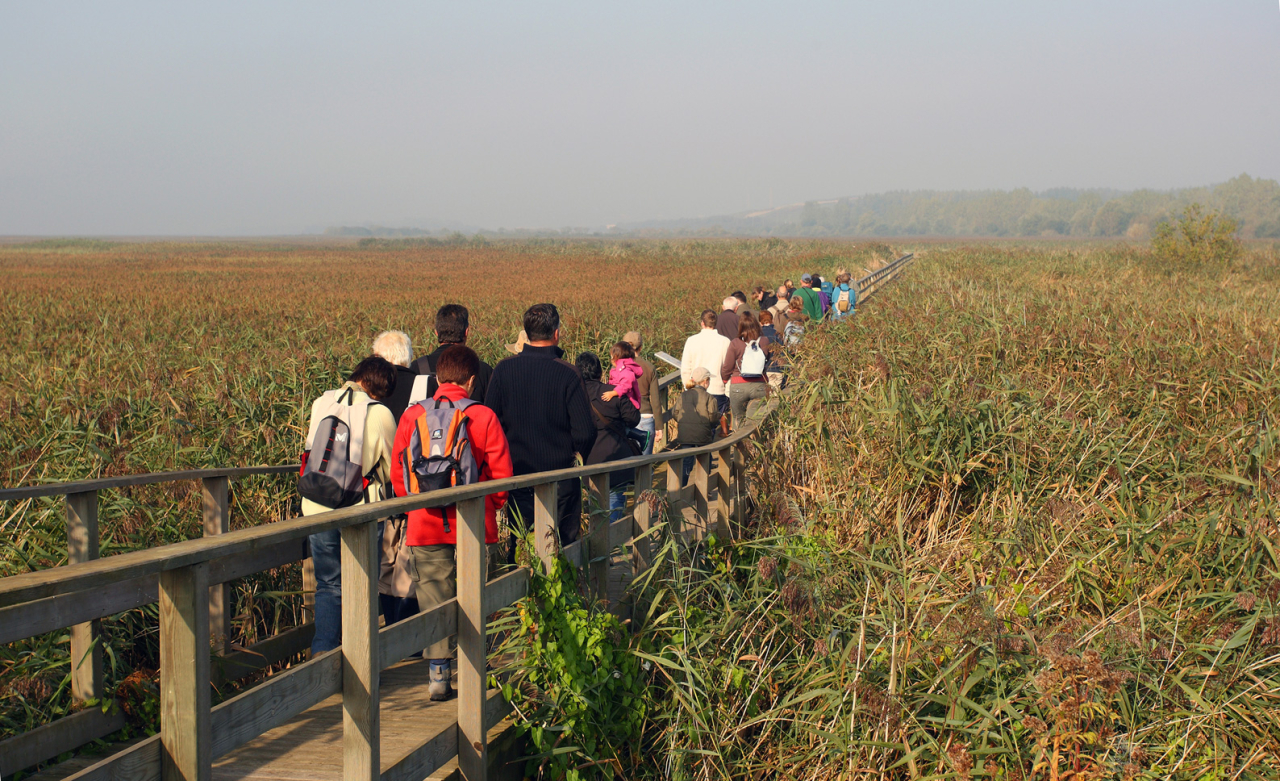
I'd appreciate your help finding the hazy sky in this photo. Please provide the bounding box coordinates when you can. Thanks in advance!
[2,1,1277,235]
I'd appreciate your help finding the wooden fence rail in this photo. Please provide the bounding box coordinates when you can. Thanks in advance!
[0,255,915,780]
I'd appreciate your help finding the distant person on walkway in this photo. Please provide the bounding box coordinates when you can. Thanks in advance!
[721,316,772,431]
[754,285,778,312]
[486,303,597,563]
[758,311,786,389]
[716,296,741,341]
[783,279,796,299]
[814,273,832,316]
[732,290,749,311]
[758,310,778,342]
[578,351,641,520]
[796,275,824,322]
[600,340,652,453]
[680,309,732,414]
[830,271,857,321]
[390,345,511,700]
[672,367,722,483]
[782,296,810,346]
[373,330,418,421]
[624,331,662,454]
[300,356,398,656]
[413,304,493,403]
[768,286,791,321]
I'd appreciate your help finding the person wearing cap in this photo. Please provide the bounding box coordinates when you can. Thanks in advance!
[624,330,662,454]
[671,366,723,484]
[680,309,732,414]
[795,274,824,322]
[413,304,493,402]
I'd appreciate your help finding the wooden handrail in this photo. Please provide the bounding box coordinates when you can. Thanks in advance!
[0,415,764,608]
[0,465,297,502]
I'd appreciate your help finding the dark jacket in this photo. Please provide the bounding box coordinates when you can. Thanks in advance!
[584,378,641,488]
[715,309,740,341]
[413,344,493,403]
[759,292,778,311]
[485,344,597,475]
[634,355,662,417]
[673,386,721,447]
[383,364,421,421]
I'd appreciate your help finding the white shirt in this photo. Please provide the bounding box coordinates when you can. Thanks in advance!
[680,328,732,396]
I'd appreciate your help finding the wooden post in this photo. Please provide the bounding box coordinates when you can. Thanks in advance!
[587,474,611,605]
[456,497,487,781]
[533,481,559,571]
[733,445,747,527]
[632,464,653,577]
[66,490,103,704]
[692,452,711,539]
[201,477,231,654]
[714,447,732,537]
[341,520,379,781]
[159,563,211,781]
[664,458,683,539]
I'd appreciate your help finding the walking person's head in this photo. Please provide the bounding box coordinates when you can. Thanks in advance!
[775,285,788,301]
[721,296,739,312]
[738,316,762,342]
[811,272,823,286]
[523,303,560,345]
[800,273,812,288]
[700,309,717,330]
[689,366,711,389]
[348,356,397,400]
[435,304,471,346]
[752,285,766,303]
[788,295,804,312]
[371,331,413,368]
[731,291,748,308]
[609,340,635,364]
[574,352,603,382]
[435,344,481,396]
[623,330,643,351]
[758,310,773,327]
[837,272,852,286]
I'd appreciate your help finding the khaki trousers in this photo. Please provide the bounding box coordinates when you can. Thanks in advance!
[408,542,503,659]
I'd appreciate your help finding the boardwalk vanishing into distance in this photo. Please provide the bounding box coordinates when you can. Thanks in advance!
[0,258,915,781]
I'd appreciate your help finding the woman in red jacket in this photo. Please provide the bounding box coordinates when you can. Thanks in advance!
[390,345,513,700]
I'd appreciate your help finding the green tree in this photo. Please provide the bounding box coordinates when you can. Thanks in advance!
[1151,203,1242,267]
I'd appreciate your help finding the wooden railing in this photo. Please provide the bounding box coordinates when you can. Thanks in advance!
[0,254,916,780]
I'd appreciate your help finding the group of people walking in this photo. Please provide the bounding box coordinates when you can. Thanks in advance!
[298,271,858,701]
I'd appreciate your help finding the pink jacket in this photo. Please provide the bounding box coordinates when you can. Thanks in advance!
[607,358,644,410]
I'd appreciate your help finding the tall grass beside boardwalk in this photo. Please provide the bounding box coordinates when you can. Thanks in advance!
[625,245,1280,779]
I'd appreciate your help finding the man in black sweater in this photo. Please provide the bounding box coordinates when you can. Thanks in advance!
[485,303,596,563]
[413,304,493,402]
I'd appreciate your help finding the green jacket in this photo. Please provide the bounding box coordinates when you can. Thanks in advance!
[796,287,823,322]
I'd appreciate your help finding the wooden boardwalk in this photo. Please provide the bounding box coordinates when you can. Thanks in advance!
[212,659,462,781]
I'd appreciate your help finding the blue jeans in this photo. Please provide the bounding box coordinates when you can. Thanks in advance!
[636,415,656,455]
[309,521,383,655]
[609,490,627,522]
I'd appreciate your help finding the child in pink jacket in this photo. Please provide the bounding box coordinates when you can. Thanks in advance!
[601,341,644,409]
[601,341,652,452]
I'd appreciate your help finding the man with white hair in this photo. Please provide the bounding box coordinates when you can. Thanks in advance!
[715,296,741,341]
[372,330,417,420]
[681,309,732,414]
[769,285,790,321]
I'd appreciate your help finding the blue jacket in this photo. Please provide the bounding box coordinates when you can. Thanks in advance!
[830,283,857,319]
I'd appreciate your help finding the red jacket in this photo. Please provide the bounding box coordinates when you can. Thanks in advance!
[391,384,512,546]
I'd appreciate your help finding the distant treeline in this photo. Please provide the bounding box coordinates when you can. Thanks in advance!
[622,175,1280,239]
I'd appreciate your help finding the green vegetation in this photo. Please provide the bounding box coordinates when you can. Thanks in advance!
[1152,204,1243,269]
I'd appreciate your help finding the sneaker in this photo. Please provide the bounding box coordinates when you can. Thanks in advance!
[428,659,453,701]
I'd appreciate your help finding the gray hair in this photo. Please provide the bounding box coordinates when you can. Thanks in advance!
[722,296,739,311]
[371,330,413,367]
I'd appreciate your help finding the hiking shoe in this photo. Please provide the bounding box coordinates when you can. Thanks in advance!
[428,659,453,701]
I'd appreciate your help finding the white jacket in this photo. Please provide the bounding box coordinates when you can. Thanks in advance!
[680,328,732,396]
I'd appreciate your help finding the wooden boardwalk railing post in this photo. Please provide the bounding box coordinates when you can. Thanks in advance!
[455,496,488,780]
[533,481,559,570]
[663,459,683,538]
[159,562,211,781]
[714,446,732,537]
[692,453,711,537]
[340,520,379,781]
[65,490,103,704]
[201,476,231,654]
[587,474,611,603]
[632,465,653,574]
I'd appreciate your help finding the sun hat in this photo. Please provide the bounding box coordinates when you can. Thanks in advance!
[800,273,812,282]
[691,367,711,383]
[504,329,529,355]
